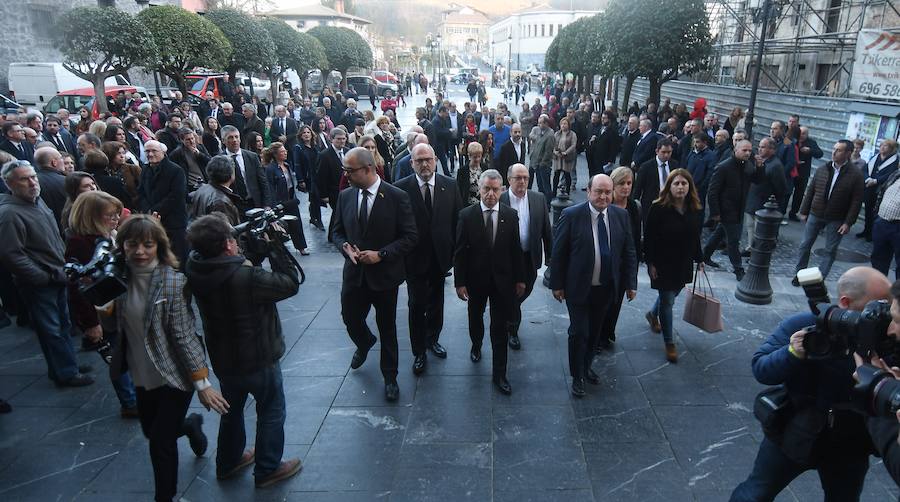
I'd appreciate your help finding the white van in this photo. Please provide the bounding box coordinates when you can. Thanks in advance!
[8,62,131,108]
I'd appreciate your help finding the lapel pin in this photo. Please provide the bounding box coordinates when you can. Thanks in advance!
[379,192,384,198]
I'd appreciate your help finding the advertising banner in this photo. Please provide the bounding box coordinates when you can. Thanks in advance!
[851,29,900,100]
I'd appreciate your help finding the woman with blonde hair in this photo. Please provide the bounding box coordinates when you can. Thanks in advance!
[89,119,107,139]
[65,191,137,417]
[262,142,308,255]
[643,168,704,362]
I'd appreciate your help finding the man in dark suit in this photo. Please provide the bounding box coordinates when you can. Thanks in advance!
[270,105,299,162]
[395,144,463,374]
[631,118,658,169]
[454,169,526,395]
[500,164,551,350]
[220,125,271,210]
[139,140,189,264]
[496,124,527,186]
[587,110,621,177]
[315,128,350,216]
[241,104,265,148]
[551,174,638,397]
[332,147,418,401]
[431,106,453,177]
[618,116,640,168]
[219,102,245,132]
[41,115,78,162]
[680,119,703,165]
[633,138,677,226]
[169,129,211,192]
[1,121,35,164]
[198,91,215,119]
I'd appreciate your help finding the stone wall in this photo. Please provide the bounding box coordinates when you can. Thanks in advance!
[0,0,179,101]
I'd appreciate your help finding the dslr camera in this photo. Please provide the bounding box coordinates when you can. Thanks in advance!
[796,267,900,418]
[233,202,305,282]
[64,237,127,307]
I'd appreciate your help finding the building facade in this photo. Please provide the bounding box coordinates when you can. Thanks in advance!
[487,4,599,72]
[437,4,492,57]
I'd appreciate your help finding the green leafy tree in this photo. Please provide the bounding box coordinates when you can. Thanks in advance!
[137,6,232,96]
[206,8,275,81]
[259,17,306,99]
[308,26,373,91]
[54,7,157,114]
[294,33,329,98]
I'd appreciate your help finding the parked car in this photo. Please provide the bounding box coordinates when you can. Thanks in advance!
[44,85,150,120]
[8,62,132,109]
[372,70,399,85]
[347,74,397,97]
[307,70,342,95]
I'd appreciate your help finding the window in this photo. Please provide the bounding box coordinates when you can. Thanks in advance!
[719,66,735,86]
[558,24,563,33]
[549,24,554,36]
[541,24,545,37]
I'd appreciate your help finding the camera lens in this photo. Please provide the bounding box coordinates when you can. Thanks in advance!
[823,307,861,336]
[874,378,900,418]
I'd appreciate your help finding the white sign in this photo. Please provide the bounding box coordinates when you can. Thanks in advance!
[851,29,900,100]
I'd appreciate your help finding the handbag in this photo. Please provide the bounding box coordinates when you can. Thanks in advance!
[753,385,792,438]
[682,264,723,332]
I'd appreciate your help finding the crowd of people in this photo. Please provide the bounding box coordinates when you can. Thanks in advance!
[0,70,899,501]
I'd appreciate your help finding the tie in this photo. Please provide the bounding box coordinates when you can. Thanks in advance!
[359,189,370,235]
[659,162,668,188]
[55,135,67,153]
[231,153,248,198]
[597,212,612,285]
[484,209,495,248]
[18,143,25,156]
[281,118,286,133]
[423,183,433,219]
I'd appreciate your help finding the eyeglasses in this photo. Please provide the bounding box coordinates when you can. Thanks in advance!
[413,157,435,164]
[341,165,366,173]
[510,176,529,181]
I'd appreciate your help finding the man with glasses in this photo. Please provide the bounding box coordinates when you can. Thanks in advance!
[0,160,93,387]
[500,164,552,350]
[0,121,35,163]
[792,140,865,285]
[395,144,463,374]
[332,147,417,402]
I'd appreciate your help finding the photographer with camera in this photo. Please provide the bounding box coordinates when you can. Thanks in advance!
[64,190,138,417]
[189,156,244,226]
[184,213,302,487]
[730,266,890,501]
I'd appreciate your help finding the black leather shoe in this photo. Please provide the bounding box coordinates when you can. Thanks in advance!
[56,373,94,387]
[791,276,800,287]
[493,376,512,395]
[184,413,208,457]
[350,336,377,370]
[571,378,586,398]
[385,382,399,402]
[735,269,745,282]
[704,259,721,269]
[429,342,447,359]
[470,346,481,363]
[586,369,601,385]
[413,354,427,375]
[508,334,521,350]
[740,249,751,257]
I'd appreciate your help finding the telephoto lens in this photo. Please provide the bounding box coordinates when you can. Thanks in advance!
[854,364,900,417]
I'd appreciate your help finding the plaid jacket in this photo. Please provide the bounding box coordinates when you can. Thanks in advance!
[110,265,209,391]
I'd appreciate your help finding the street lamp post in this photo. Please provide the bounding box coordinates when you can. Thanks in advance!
[436,34,443,93]
[744,0,772,141]
[506,33,512,92]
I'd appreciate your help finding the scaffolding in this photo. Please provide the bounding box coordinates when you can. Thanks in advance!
[704,0,900,97]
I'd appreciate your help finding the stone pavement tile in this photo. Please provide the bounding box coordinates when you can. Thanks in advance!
[286,492,389,502]
[0,405,74,471]
[38,397,143,446]
[83,442,210,496]
[404,401,491,444]
[284,405,330,445]
[413,375,493,406]
[493,405,580,445]
[582,441,692,502]
[389,442,491,500]
[332,356,418,407]
[590,348,636,378]
[634,358,727,407]
[493,488,595,502]
[299,439,402,491]
[282,376,343,407]
[0,375,38,400]
[280,334,354,377]
[8,371,113,408]
[493,439,592,492]
[571,377,663,444]
[714,375,766,442]
[180,443,309,501]
[0,350,47,377]
[498,367,571,406]
[0,442,119,500]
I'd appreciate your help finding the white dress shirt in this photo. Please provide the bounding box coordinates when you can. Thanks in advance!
[509,191,530,251]
[480,200,498,243]
[827,161,846,199]
[657,157,670,189]
[512,139,523,161]
[357,176,381,219]
[588,204,610,286]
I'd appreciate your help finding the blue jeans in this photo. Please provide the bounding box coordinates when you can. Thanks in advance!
[794,214,844,279]
[651,288,682,344]
[872,217,900,279]
[20,284,79,382]
[730,437,868,502]
[216,363,287,478]
[534,165,552,203]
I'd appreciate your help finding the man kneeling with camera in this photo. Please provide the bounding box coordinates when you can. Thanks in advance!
[184,213,301,488]
[731,266,890,501]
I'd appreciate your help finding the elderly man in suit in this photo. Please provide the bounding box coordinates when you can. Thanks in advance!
[270,105,298,161]
[395,144,463,374]
[332,147,418,402]
[220,126,271,210]
[551,174,638,397]
[497,124,527,186]
[241,104,265,148]
[500,164,551,350]
[139,140,189,264]
[455,169,526,395]
[633,138,677,226]
[630,118,658,168]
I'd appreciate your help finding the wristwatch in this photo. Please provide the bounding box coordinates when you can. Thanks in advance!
[378,249,388,259]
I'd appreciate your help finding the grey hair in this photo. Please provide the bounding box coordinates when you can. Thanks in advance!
[477,169,502,188]
[220,125,239,140]
[138,103,152,114]
[206,156,235,185]
[241,103,256,114]
[837,268,871,302]
[640,119,652,129]
[25,112,42,124]
[1,160,32,181]
[330,128,347,140]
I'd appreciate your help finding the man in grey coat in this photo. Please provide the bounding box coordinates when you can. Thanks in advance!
[529,114,556,203]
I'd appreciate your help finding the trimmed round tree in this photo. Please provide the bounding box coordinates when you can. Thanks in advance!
[205,8,275,81]
[308,26,373,91]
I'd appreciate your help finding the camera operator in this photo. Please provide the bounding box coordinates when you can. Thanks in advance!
[184,213,302,487]
[189,156,244,226]
[730,266,890,502]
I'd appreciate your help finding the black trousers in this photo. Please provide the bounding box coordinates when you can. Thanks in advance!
[566,286,613,380]
[166,227,188,270]
[135,385,193,502]
[467,281,511,378]
[862,188,878,236]
[509,255,537,336]
[341,282,400,381]
[789,170,810,217]
[598,288,625,346]
[407,270,446,356]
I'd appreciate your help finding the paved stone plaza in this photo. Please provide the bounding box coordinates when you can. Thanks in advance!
[0,87,897,501]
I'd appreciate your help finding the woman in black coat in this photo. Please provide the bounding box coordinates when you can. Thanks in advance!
[263,142,308,255]
[643,168,703,363]
[597,166,642,350]
[293,125,325,231]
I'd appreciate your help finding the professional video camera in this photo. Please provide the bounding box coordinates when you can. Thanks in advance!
[232,201,305,283]
[64,237,127,307]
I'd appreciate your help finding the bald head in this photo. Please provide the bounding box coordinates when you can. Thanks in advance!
[34,146,62,172]
[345,146,374,167]
[837,267,891,311]
[412,133,429,147]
